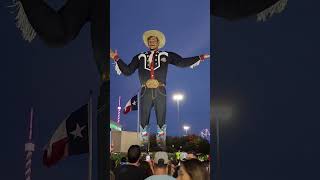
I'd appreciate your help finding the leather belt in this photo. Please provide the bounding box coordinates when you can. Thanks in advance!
[142,79,165,89]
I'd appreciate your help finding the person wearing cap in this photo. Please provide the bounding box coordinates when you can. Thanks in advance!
[145,151,176,180]
[110,30,210,150]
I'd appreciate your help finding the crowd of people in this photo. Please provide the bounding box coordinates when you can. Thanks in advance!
[110,145,210,180]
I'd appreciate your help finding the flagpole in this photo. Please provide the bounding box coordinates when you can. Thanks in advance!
[25,107,35,180]
[137,89,140,141]
[88,91,93,180]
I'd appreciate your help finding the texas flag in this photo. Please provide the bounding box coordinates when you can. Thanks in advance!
[123,95,138,114]
[43,104,89,167]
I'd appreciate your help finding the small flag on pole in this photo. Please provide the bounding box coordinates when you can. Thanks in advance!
[43,104,89,167]
[123,95,138,114]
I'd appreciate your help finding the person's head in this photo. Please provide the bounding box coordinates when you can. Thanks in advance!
[143,30,166,50]
[147,36,159,50]
[177,159,209,180]
[139,160,153,177]
[153,151,169,175]
[127,145,141,164]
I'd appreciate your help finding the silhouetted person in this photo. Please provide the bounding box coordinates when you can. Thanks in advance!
[114,145,147,180]
[140,160,153,178]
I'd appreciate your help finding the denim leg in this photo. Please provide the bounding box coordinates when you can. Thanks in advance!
[139,88,153,128]
[155,87,167,149]
[154,87,166,128]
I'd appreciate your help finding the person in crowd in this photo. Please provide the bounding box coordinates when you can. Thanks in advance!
[114,145,147,180]
[140,160,154,178]
[202,160,210,174]
[171,159,180,178]
[177,159,209,180]
[145,151,176,180]
[168,160,177,177]
[120,157,127,165]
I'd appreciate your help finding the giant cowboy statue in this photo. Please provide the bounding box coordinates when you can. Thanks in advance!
[110,30,210,150]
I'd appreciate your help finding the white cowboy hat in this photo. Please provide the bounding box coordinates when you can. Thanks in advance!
[143,30,166,49]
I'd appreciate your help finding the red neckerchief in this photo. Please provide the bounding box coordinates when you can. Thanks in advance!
[149,49,158,79]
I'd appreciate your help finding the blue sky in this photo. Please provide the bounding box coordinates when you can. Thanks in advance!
[110,0,210,136]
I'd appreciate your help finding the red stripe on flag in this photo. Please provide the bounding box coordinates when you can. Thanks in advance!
[43,137,69,167]
[123,105,132,114]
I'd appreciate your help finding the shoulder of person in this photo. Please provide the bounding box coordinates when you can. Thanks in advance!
[159,51,175,61]
[144,175,154,180]
[163,51,174,54]
[157,51,170,55]
[166,51,180,57]
[137,51,149,56]
[145,175,176,180]
[135,52,148,60]
[117,164,133,170]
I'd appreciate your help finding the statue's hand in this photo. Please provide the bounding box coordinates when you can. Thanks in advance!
[199,54,210,61]
[203,54,210,59]
[110,48,119,60]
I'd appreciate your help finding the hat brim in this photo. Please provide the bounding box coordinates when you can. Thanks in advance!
[143,30,166,49]
[154,163,168,168]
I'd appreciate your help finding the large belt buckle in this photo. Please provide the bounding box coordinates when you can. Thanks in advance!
[146,79,159,88]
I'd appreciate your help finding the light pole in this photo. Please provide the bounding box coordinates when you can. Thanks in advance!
[173,93,184,135]
[183,125,190,136]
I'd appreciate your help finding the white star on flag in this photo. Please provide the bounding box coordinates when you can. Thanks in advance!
[132,100,136,106]
[70,124,86,139]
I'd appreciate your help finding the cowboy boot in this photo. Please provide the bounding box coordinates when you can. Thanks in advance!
[140,125,149,152]
[156,124,167,150]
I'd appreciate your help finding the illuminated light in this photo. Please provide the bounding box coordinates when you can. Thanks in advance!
[173,93,184,101]
[183,125,190,130]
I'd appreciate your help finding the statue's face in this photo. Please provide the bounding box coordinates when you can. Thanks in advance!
[147,36,159,50]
